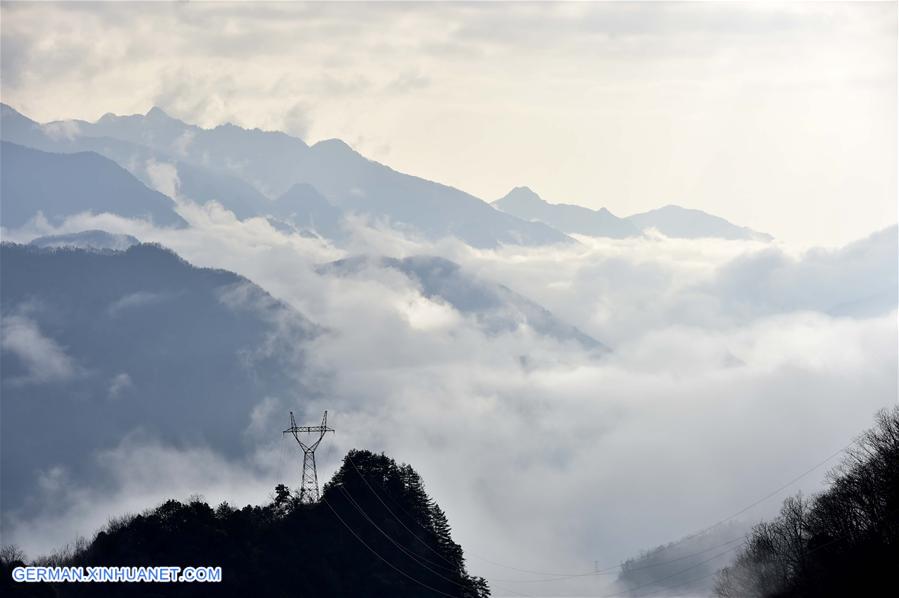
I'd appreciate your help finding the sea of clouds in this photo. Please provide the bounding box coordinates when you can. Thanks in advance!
[2,188,896,596]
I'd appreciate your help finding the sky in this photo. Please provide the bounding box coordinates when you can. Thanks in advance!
[1,1,896,246]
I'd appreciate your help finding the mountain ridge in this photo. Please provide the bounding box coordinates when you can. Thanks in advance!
[1,102,775,245]
[1,103,573,248]
[626,204,773,241]
[493,186,641,239]
[320,253,608,352]
[0,141,187,229]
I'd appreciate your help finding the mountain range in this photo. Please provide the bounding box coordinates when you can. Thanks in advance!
[493,186,641,238]
[1,102,771,245]
[0,104,570,248]
[627,204,773,241]
[493,186,772,241]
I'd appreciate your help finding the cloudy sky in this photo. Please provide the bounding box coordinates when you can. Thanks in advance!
[2,1,895,246]
[1,4,897,595]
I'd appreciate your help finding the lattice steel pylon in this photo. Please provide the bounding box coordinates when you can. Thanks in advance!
[283,410,335,504]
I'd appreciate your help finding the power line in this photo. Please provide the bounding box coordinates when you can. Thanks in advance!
[469,440,853,580]
[491,535,746,583]
[329,485,533,598]
[341,455,534,598]
[679,442,854,540]
[568,506,885,598]
[338,484,465,578]
[348,460,748,582]
[322,495,462,598]
[301,429,859,595]
[596,545,741,598]
[341,455,749,592]
[345,453,462,568]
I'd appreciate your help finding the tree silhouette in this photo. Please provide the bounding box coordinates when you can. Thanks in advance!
[715,407,899,597]
[2,450,489,598]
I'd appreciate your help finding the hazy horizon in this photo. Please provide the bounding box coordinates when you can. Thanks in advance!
[2,1,896,245]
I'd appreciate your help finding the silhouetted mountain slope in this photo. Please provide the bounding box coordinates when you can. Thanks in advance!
[77,106,311,199]
[0,104,272,221]
[493,186,640,239]
[0,450,490,598]
[270,183,347,241]
[29,230,140,251]
[290,140,571,248]
[0,142,186,228]
[0,243,318,520]
[3,103,571,248]
[626,205,773,241]
[321,255,606,351]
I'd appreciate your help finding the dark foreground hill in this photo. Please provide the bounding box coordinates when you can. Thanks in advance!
[0,450,489,598]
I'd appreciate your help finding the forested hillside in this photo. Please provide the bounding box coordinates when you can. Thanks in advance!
[0,450,489,598]
[715,407,899,598]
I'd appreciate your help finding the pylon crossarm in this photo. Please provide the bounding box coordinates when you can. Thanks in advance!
[286,425,332,433]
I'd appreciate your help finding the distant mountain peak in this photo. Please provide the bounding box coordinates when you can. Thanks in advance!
[311,138,356,155]
[145,106,171,120]
[500,186,544,203]
[494,186,640,239]
[315,138,351,148]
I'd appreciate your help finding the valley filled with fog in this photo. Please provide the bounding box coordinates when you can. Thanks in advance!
[1,101,895,597]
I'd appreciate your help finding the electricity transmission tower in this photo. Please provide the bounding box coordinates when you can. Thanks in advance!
[283,410,334,504]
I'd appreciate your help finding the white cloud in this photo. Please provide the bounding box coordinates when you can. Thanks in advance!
[171,129,195,157]
[107,291,171,318]
[40,119,80,141]
[281,101,312,140]
[2,212,895,595]
[1,4,894,588]
[6,437,279,559]
[144,159,180,200]
[1,313,78,385]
